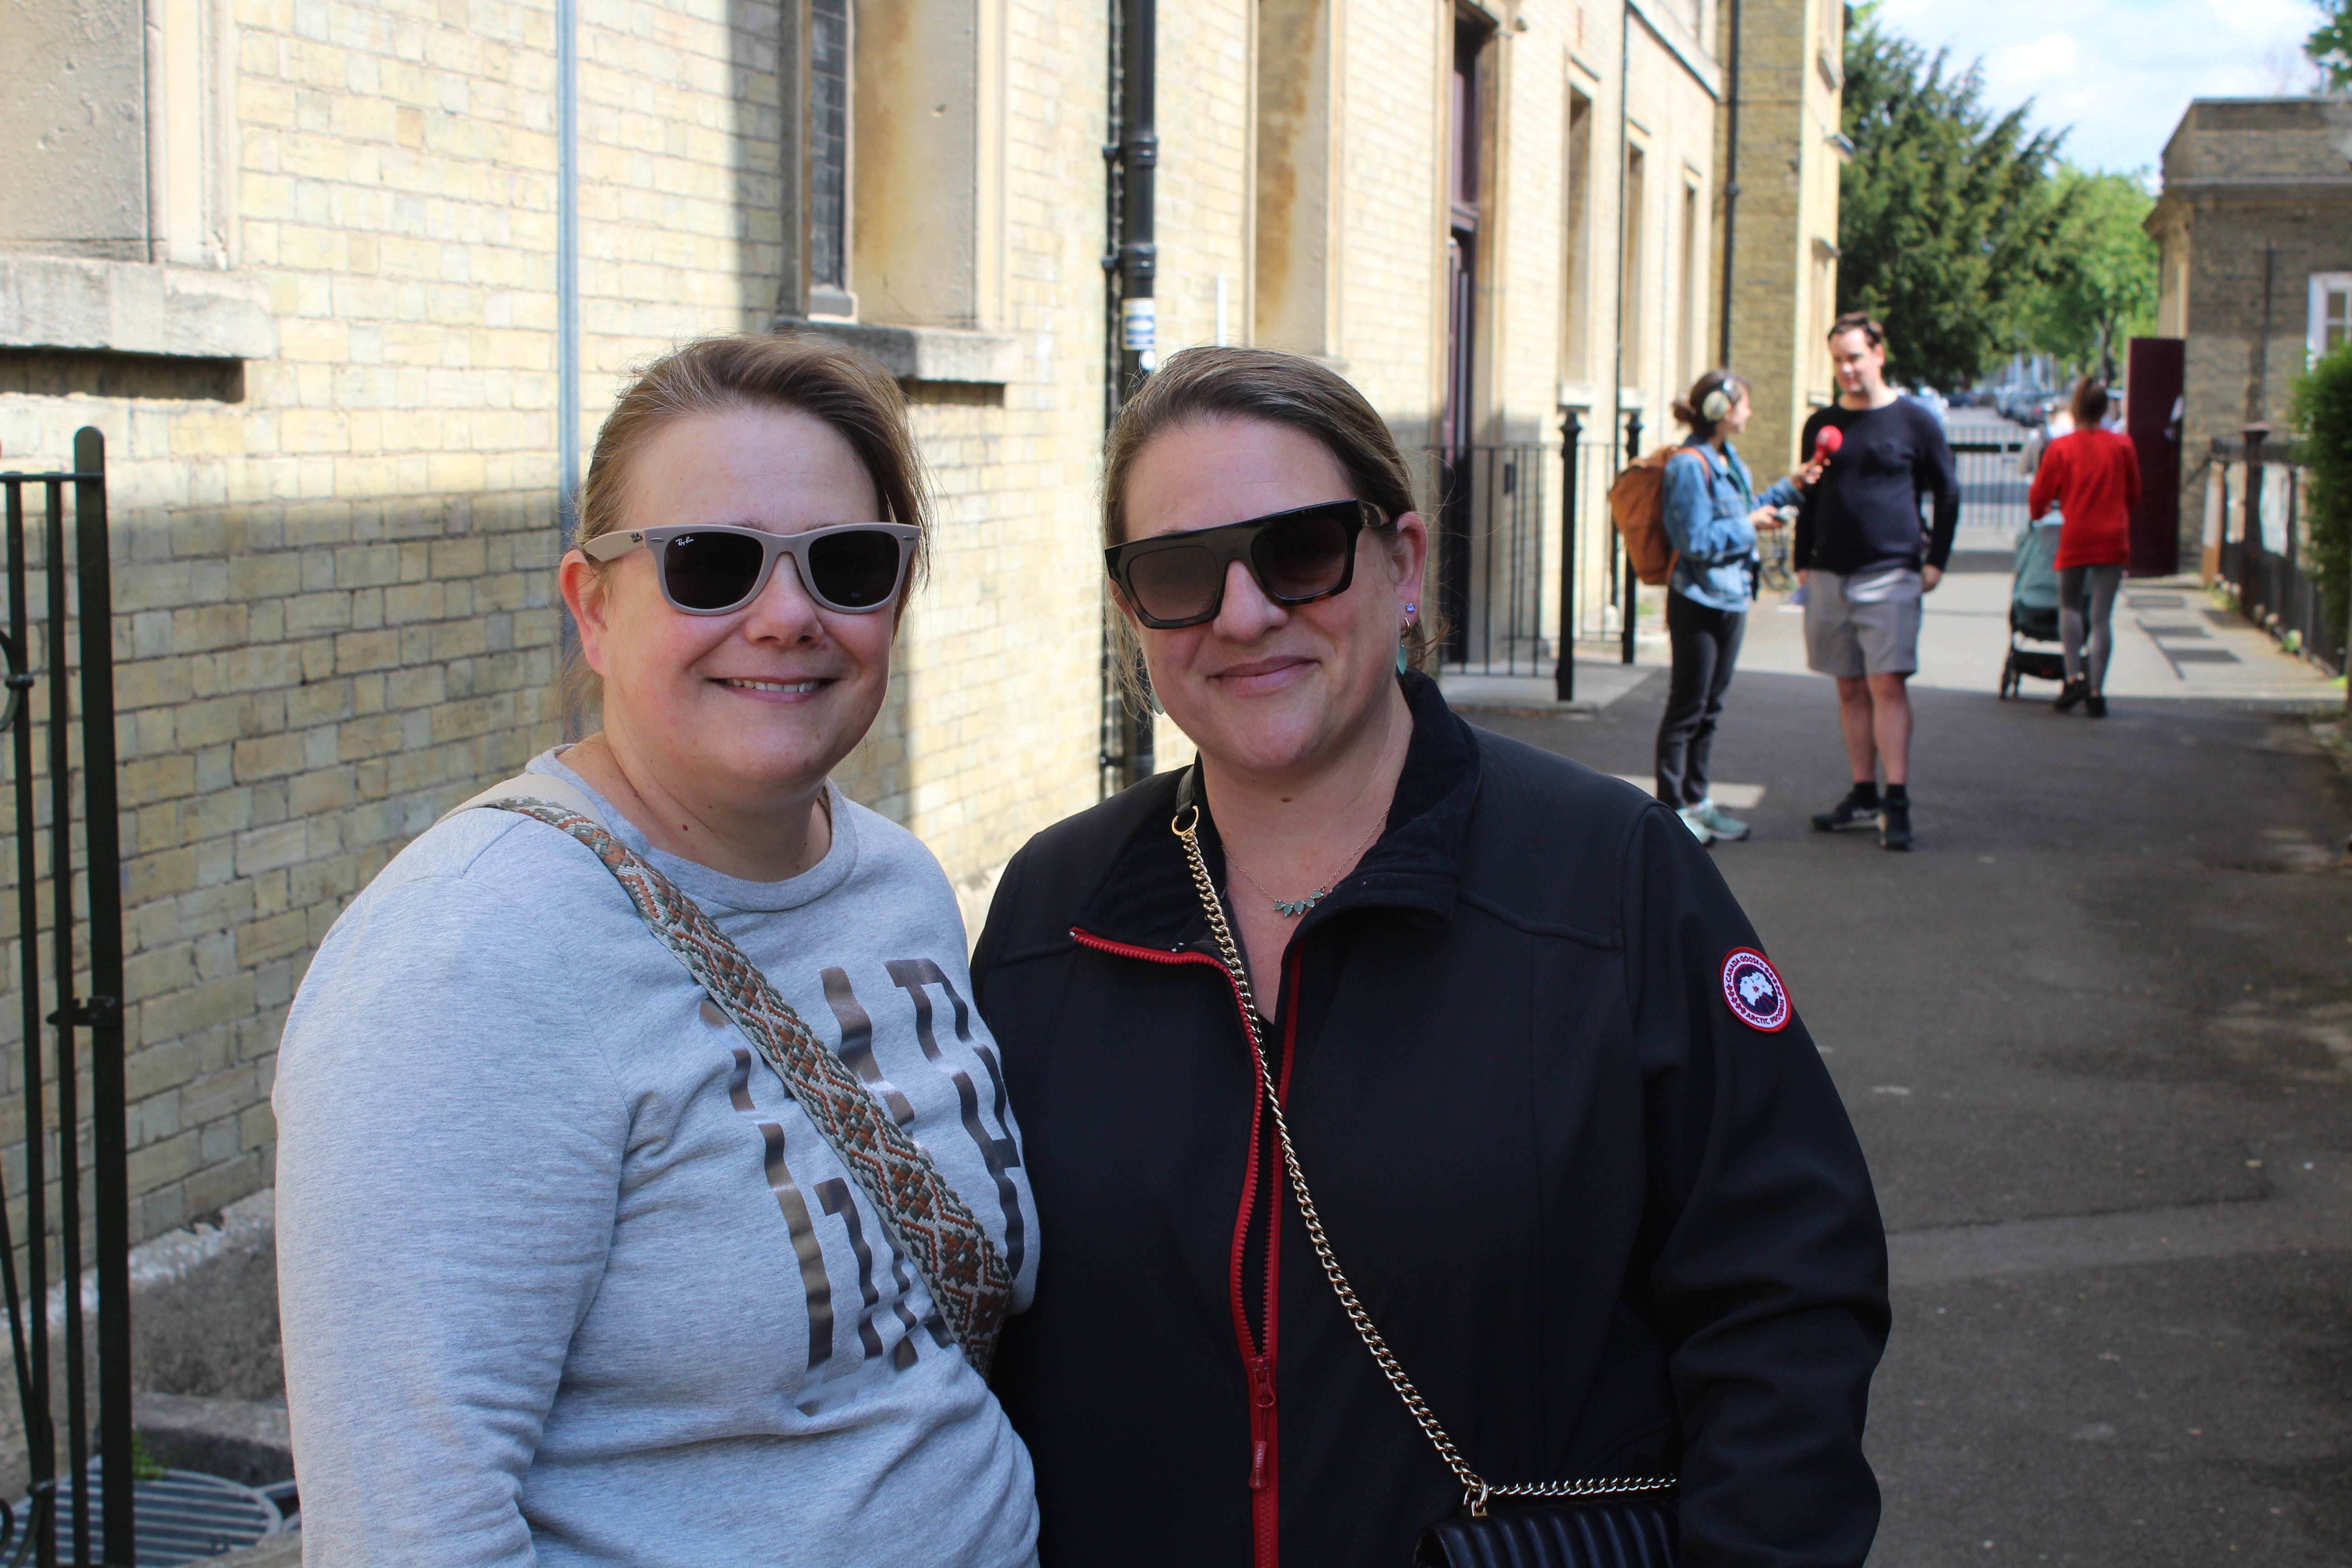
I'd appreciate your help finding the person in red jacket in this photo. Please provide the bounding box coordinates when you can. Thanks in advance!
[2028,377,2140,716]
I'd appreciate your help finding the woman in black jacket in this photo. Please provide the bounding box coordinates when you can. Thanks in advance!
[975,347,1888,1568]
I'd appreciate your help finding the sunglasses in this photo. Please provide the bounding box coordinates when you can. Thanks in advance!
[1104,500,1381,629]
[581,522,921,617]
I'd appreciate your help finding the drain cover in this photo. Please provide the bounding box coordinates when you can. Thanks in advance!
[23,1465,283,1566]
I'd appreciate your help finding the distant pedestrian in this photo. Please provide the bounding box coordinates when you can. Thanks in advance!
[2028,377,2140,717]
[1794,313,1960,851]
[1655,369,1806,844]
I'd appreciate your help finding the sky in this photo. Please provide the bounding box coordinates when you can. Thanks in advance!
[1873,0,2328,174]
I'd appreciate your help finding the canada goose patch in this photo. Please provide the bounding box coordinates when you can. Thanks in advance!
[1721,948,1791,1032]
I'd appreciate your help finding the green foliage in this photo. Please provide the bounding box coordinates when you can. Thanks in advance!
[2288,342,2352,654]
[2310,0,2352,90]
[1838,6,2078,389]
[2017,167,2160,383]
[131,1431,167,1483]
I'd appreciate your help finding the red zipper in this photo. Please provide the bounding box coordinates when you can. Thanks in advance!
[1072,927,1300,1568]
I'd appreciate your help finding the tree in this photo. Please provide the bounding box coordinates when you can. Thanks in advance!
[2018,167,2160,384]
[2309,0,2352,89]
[1837,8,2077,390]
[2288,343,2352,678]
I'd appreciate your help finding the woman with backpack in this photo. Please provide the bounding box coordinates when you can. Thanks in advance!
[1654,369,1810,844]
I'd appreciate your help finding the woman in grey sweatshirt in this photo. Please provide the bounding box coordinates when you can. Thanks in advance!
[274,335,1040,1568]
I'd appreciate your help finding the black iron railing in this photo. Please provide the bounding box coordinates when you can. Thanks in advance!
[0,429,131,1567]
[1426,423,2039,699]
[2210,434,2345,676]
[1425,416,1642,695]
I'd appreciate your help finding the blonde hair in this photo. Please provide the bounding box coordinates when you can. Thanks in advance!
[562,333,930,722]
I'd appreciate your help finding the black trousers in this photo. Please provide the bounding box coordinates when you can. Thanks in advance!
[1655,592,1746,808]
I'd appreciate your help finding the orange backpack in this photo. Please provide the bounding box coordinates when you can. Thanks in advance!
[1606,446,1692,587]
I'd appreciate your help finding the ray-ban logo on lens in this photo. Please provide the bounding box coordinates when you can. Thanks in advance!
[1720,947,1790,1032]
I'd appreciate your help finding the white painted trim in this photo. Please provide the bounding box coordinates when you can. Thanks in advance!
[2306,271,2352,363]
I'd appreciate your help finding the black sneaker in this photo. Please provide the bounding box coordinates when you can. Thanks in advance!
[2053,679,2087,713]
[1879,800,1913,851]
[2084,694,2107,719]
[1812,790,1882,832]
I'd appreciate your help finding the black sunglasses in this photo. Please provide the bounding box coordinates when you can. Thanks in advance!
[1104,500,1382,629]
[581,522,921,616]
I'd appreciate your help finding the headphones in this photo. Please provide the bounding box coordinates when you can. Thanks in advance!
[1700,386,1733,421]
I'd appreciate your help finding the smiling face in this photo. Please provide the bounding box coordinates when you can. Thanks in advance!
[1118,417,1426,780]
[1719,389,1753,436]
[566,403,895,807]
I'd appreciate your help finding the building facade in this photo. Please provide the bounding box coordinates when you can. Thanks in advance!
[1717,0,1845,473]
[0,0,1832,1270]
[2148,96,2352,559]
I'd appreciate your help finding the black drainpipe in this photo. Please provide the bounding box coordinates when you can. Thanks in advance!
[1717,0,1740,366]
[1119,0,1159,397]
[1098,0,1157,795]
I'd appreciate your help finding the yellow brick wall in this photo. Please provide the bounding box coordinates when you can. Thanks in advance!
[0,0,1813,1254]
[1721,0,1841,475]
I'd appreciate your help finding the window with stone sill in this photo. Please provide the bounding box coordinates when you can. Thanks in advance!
[806,0,856,320]
[783,0,1008,344]
[0,0,233,268]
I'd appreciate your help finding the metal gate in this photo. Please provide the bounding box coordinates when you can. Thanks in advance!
[0,428,132,1566]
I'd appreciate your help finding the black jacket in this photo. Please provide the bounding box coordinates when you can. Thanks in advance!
[974,674,1888,1568]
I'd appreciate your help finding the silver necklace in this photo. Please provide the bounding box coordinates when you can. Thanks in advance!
[1228,815,1387,918]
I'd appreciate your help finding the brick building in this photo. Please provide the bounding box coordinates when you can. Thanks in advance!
[0,0,1835,1288]
[1716,0,1845,473]
[2148,97,2352,554]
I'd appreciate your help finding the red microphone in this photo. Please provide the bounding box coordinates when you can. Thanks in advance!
[1812,425,1844,463]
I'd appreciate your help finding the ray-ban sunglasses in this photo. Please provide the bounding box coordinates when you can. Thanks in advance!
[1104,499,1382,628]
[582,522,921,616]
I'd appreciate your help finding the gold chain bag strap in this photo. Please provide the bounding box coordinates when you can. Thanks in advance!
[1172,804,1674,1520]
[474,789,1012,1375]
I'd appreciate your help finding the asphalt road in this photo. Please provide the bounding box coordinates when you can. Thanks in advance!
[1467,665,2352,1567]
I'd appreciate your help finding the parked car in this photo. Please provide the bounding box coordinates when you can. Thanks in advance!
[1994,382,2054,425]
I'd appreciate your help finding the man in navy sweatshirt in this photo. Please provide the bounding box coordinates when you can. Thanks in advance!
[1791,313,1958,851]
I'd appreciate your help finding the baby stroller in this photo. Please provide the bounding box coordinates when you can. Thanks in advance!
[1999,518,2066,699]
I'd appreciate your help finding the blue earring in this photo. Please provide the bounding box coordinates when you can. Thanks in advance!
[1397,603,1418,673]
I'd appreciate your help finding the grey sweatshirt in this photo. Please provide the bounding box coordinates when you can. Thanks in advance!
[275,750,1041,1567]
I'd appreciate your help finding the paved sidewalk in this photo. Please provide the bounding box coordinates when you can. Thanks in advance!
[1739,530,2343,706]
[1463,637,2352,1565]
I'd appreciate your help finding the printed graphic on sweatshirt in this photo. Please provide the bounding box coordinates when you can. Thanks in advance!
[706,957,1024,1412]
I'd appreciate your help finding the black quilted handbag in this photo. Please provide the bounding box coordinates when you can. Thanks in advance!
[1414,1496,1676,1568]
[1174,808,1680,1568]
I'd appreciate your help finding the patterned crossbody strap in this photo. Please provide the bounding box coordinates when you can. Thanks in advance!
[466,787,1011,1374]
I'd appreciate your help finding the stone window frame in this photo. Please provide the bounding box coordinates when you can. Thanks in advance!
[805,0,857,321]
[0,0,270,362]
[775,0,1016,386]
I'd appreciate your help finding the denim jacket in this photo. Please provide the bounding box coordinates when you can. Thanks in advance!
[1661,439,1800,612]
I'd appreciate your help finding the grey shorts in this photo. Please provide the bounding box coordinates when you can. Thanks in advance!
[1804,567,1922,678]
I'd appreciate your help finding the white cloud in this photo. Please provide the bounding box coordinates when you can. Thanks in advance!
[1872,0,2323,171]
